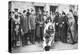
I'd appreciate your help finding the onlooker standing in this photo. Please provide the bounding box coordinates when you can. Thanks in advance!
[53,12,60,41]
[60,12,68,43]
[29,9,36,44]
[22,10,31,45]
[12,8,21,47]
[9,11,15,48]
[23,10,28,34]
[35,9,44,43]
[26,9,31,30]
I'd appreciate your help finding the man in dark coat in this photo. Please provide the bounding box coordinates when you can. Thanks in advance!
[53,12,60,41]
[35,9,44,42]
[29,9,36,44]
[9,11,16,48]
[58,12,68,43]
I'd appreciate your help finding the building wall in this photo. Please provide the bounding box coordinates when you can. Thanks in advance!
[11,1,77,14]
[11,1,58,13]
[11,1,34,13]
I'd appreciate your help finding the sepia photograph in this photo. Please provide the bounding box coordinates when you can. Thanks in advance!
[8,1,78,53]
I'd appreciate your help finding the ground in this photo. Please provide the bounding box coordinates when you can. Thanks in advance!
[12,41,78,53]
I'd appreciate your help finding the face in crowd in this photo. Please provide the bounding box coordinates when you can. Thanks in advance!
[14,8,18,12]
[23,10,26,13]
[38,9,42,15]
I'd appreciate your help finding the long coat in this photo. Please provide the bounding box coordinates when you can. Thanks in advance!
[59,16,68,42]
[23,13,29,33]
[29,14,36,30]
[68,13,77,42]
[35,14,44,38]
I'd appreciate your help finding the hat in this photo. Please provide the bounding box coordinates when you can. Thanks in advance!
[23,10,26,13]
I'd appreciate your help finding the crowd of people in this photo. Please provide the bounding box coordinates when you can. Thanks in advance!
[9,7,78,49]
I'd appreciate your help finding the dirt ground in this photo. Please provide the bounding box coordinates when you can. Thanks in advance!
[12,41,78,53]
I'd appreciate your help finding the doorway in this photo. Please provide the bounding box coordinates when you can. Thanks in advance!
[35,6,44,15]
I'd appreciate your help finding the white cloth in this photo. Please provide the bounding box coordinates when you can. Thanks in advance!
[43,22,55,48]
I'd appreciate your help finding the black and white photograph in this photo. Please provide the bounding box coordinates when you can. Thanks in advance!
[8,1,78,53]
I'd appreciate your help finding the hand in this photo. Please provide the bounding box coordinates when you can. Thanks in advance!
[62,22,64,24]
[40,22,43,24]
[21,29,24,35]
[56,23,58,25]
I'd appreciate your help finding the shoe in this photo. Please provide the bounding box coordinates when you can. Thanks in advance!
[44,46,50,51]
